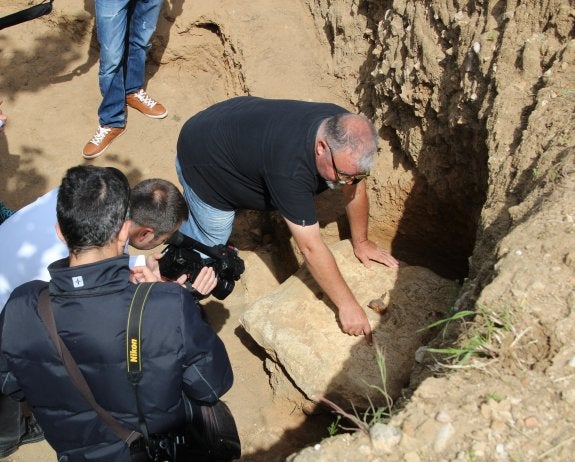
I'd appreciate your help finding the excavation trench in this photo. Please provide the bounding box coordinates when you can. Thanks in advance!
[155,12,490,461]
[1,2,494,460]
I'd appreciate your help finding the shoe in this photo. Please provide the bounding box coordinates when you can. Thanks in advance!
[82,125,126,159]
[126,89,168,119]
[0,416,45,458]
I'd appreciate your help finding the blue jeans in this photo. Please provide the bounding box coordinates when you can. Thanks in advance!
[175,158,235,249]
[95,0,163,127]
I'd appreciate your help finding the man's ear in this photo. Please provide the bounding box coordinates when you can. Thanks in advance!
[118,220,131,249]
[55,223,66,244]
[315,139,326,159]
[129,224,155,246]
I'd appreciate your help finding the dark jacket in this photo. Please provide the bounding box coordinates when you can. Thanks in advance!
[0,255,233,462]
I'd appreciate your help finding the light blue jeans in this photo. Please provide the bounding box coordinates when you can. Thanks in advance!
[95,0,163,127]
[175,158,236,248]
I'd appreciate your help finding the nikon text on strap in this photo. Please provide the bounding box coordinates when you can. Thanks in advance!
[126,282,157,443]
[0,1,54,31]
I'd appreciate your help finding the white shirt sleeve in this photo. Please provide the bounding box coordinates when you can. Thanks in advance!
[0,189,67,311]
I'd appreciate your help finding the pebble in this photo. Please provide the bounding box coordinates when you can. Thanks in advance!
[495,443,508,459]
[370,423,402,454]
[433,423,454,453]
[524,416,540,427]
[435,410,451,423]
[415,346,427,363]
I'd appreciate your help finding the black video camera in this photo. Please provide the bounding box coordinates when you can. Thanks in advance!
[159,231,245,300]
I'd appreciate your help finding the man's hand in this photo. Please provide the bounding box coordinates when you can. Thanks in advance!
[145,253,163,279]
[130,264,160,283]
[190,266,217,296]
[338,303,373,345]
[131,253,187,286]
[353,239,399,269]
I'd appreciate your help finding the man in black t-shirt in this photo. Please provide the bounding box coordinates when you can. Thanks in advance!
[176,96,399,343]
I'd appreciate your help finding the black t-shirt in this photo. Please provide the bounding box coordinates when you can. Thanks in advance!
[177,96,349,226]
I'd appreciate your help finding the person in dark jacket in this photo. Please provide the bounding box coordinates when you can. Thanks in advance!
[0,165,234,461]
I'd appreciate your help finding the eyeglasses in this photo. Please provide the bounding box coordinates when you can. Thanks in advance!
[326,142,370,185]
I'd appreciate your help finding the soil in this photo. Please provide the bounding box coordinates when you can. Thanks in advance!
[1,1,575,461]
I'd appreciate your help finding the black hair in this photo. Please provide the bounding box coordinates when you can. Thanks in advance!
[57,165,130,254]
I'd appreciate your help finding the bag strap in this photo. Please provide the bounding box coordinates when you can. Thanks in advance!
[126,282,157,443]
[0,1,54,31]
[37,288,141,446]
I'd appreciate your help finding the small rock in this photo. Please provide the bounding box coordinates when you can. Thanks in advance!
[524,416,540,428]
[370,422,402,454]
[435,410,451,423]
[495,443,508,459]
[433,423,455,453]
[415,346,427,363]
[368,293,390,313]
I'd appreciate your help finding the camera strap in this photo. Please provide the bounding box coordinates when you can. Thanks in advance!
[126,282,157,444]
[0,1,54,31]
[36,288,142,446]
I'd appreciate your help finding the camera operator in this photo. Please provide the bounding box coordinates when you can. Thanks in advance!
[0,175,217,458]
[0,165,234,461]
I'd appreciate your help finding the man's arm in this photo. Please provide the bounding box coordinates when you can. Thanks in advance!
[342,181,399,268]
[180,291,233,403]
[284,219,373,344]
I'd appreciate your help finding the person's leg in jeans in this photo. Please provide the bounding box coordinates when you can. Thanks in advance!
[124,0,163,96]
[83,0,130,159]
[175,158,235,248]
[95,0,131,128]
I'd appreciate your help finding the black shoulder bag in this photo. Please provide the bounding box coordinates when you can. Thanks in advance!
[38,283,240,462]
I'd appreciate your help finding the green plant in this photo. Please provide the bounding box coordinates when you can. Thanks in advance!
[327,416,341,437]
[485,391,504,402]
[317,345,393,435]
[532,167,540,179]
[422,306,512,366]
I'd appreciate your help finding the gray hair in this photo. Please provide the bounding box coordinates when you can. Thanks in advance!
[324,113,378,171]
